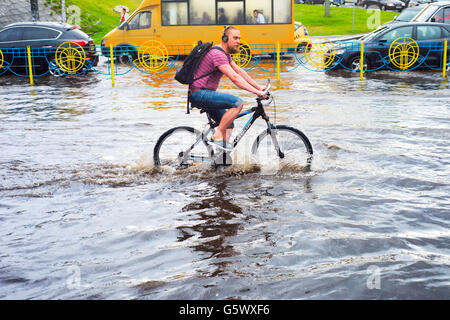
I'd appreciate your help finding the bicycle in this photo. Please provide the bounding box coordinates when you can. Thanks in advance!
[153,81,313,170]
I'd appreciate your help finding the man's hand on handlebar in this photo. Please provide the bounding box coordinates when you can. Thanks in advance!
[258,81,271,100]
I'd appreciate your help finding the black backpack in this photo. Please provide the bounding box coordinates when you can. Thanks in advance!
[175,40,224,84]
[175,41,225,113]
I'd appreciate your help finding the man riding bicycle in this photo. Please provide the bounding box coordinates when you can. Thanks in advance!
[189,26,267,151]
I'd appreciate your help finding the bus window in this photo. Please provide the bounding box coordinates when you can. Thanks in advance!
[162,1,188,25]
[246,0,271,24]
[190,0,215,25]
[128,11,152,30]
[274,0,292,24]
[217,1,244,25]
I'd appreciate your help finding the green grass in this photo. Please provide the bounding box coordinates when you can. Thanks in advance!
[295,4,397,36]
[72,1,398,43]
[69,0,142,43]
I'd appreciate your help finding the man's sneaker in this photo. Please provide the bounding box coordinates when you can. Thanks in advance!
[208,137,233,151]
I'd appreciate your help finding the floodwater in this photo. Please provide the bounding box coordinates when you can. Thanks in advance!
[0,58,449,299]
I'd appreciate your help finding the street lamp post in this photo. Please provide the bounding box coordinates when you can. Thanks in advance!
[30,0,39,22]
[61,0,66,23]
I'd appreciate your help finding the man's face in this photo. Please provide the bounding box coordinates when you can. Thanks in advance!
[253,11,258,17]
[226,29,241,54]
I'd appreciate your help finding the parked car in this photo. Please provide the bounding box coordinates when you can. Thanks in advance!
[383,4,426,25]
[361,0,407,11]
[0,22,97,75]
[304,0,326,4]
[294,21,311,51]
[301,0,347,4]
[325,22,450,71]
[411,0,450,23]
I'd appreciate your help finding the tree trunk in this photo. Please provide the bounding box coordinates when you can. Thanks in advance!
[61,0,66,23]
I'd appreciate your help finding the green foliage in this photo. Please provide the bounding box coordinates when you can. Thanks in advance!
[44,0,61,14]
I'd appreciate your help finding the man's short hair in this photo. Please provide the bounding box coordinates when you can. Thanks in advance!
[222,26,238,38]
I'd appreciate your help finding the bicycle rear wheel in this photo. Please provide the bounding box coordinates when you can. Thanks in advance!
[251,125,313,170]
[153,126,213,168]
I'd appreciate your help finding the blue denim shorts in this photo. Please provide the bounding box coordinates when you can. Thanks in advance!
[189,90,243,129]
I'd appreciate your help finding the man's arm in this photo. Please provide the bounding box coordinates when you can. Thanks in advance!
[229,59,264,92]
[218,63,264,96]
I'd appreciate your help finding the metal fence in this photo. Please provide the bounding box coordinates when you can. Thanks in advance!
[0,38,448,86]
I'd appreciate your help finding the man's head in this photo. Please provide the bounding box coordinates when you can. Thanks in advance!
[221,26,240,54]
[122,8,126,13]
[253,10,259,17]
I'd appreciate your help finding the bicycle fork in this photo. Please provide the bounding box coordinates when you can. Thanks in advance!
[266,120,285,159]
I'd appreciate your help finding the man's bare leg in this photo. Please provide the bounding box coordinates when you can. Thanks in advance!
[212,104,243,141]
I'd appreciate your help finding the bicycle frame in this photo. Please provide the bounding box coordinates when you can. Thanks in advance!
[230,98,276,150]
[187,96,284,164]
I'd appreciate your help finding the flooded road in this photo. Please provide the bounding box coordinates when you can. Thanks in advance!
[1,60,449,299]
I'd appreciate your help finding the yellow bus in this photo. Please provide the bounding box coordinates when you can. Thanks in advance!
[101,0,305,60]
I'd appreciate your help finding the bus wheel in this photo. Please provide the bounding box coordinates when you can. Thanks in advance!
[118,47,138,65]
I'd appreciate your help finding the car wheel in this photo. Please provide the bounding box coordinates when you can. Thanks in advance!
[48,58,66,77]
[296,42,308,53]
[348,54,369,72]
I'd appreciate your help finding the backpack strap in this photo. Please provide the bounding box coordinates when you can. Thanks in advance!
[191,46,227,82]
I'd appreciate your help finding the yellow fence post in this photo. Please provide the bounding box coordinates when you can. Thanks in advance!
[276,43,281,84]
[110,45,115,87]
[360,42,364,81]
[443,39,448,78]
[27,46,34,86]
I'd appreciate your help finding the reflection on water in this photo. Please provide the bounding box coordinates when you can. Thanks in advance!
[0,63,449,299]
[178,181,243,277]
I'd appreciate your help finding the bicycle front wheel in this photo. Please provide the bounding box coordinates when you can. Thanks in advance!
[153,126,213,168]
[251,125,313,170]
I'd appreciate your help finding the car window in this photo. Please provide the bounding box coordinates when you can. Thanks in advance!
[21,27,60,40]
[433,7,450,23]
[139,11,151,28]
[417,25,442,40]
[443,27,450,37]
[379,26,413,42]
[0,28,20,42]
[395,6,423,22]
[128,11,152,30]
